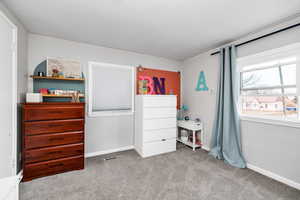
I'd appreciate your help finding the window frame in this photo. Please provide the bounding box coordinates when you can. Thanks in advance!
[237,43,300,126]
[88,61,135,117]
[240,62,296,94]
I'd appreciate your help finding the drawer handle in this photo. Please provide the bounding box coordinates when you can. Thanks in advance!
[161,139,166,141]
[48,111,65,114]
[48,151,62,155]
[48,124,63,128]
[48,163,64,168]
[49,138,64,141]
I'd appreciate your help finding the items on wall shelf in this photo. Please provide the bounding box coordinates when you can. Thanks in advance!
[31,59,85,102]
[41,94,85,98]
[30,75,84,81]
[46,57,82,79]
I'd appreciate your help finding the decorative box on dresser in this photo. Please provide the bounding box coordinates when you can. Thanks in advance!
[135,95,177,158]
[22,102,85,181]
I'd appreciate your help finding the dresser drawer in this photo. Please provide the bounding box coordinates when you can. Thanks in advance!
[25,143,83,164]
[143,118,176,130]
[23,105,84,121]
[23,156,84,181]
[24,119,84,136]
[143,108,177,119]
[142,138,176,157]
[25,131,84,149]
[143,96,176,108]
[143,128,176,143]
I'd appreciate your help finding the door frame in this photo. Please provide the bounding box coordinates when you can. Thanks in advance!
[0,10,18,176]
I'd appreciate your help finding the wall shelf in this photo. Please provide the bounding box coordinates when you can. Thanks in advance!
[42,94,85,98]
[30,75,85,81]
[31,60,85,102]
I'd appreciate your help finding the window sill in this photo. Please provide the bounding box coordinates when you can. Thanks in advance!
[88,110,134,117]
[240,115,300,129]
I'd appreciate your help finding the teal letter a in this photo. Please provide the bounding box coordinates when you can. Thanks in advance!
[195,71,209,91]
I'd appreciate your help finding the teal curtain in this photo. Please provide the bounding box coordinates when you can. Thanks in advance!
[209,45,246,168]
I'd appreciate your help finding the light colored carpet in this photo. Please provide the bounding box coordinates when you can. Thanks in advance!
[20,144,300,200]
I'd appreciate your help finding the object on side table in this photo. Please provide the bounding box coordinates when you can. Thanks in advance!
[195,118,201,122]
[177,104,189,120]
[180,130,188,142]
[26,93,43,103]
[188,132,201,145]
[22,102,85,181]
[184,116,189,121]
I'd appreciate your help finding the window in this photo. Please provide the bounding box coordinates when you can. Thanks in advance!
[88,62,135,117]
[238,43,300,122]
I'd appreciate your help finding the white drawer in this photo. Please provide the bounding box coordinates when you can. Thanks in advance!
[143,128,176,143]
[143,118,176,130]
[142,138,176,157]
[143,108,176,119]
[143,96,176,108]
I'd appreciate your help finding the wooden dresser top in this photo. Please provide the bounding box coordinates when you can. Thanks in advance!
[22,102,85,106]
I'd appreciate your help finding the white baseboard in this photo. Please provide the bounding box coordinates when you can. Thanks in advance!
[0,175,19,200]
[85,145,134,158]
[247,163,300,190]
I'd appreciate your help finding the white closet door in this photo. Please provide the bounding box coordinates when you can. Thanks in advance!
[0,12,16,180]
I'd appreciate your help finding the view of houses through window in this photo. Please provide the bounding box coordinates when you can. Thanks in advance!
[240,56,298,120]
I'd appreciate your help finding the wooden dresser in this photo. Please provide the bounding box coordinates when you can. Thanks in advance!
[22,103,85,181]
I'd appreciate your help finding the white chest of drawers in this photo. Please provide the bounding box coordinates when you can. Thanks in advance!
[135,95,177,157]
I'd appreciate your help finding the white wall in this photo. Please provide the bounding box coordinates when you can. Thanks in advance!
[181,51,219,150]
[0,2,28,176]
[28,34,181,155]
[181,18,300,186]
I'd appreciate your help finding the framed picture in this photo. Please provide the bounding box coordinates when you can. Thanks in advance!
[47,57,82,78]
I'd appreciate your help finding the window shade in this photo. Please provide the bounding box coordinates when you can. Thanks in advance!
[89,62,134,115]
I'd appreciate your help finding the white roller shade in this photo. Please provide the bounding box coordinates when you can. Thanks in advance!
[88,62,134,116]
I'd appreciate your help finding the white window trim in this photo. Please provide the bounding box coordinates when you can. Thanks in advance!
[88,61,135,117]
[237,43,300,127]
[240,114,300,129]
[237,43,300,68]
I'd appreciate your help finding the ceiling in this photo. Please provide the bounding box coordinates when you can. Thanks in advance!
[3,0,300,61]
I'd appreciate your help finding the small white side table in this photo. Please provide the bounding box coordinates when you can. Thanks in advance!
[177,120,203,151]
